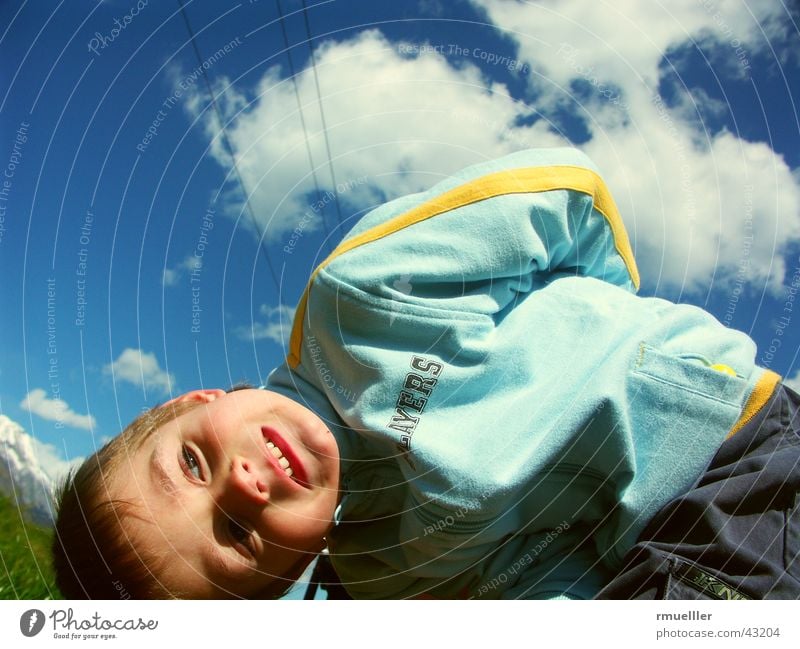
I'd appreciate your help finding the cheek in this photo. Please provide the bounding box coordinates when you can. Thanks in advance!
[203,411,252,451]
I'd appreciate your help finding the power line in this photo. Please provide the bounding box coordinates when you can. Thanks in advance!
[176,0,281,291]
[275,0,333,253]
[299,0,345,233]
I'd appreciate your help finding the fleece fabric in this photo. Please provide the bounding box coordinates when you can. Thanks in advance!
[267,148,777,599]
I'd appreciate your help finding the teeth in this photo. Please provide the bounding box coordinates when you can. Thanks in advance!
[265,437,294,475]
[266,440,283,459]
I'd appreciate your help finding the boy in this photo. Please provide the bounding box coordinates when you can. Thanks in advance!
[53,148,799,599]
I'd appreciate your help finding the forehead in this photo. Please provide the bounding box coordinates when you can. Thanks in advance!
[157,390,271,435]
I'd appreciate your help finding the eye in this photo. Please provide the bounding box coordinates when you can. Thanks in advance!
[180,445,203,481]
[228,519,255,556]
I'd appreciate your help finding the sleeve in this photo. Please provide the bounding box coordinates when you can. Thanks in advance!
[288,146,639,367]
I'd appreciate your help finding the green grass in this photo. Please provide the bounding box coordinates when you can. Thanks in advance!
[0,493,61,599]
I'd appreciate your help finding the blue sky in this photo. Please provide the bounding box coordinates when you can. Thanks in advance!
[1,0,799,481]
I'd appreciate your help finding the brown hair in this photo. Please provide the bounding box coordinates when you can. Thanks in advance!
[52,399,203,599]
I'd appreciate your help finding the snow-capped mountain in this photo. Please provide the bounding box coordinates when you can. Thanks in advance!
[0,415,58,526]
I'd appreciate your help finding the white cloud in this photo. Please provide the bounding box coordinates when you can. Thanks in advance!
[468,0,800,293]
[581,123,799,294]
[163,267,180,287]
[185,5,799,295]
[105,348,175,396]
[30,437,83,485]
[19,389,96,431]
[163,254,202,288]
[189,29,563,241]
[236,304,296,346]
[473,0,779,91]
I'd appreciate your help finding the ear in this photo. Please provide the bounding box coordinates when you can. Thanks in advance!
[160,389,226,409]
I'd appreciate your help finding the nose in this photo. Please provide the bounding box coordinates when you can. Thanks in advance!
[225,456,269,507]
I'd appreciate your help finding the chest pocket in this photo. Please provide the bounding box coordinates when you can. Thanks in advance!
[633,343,749,407]
[625,342,747,474]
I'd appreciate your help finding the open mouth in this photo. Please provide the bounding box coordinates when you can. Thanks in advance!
[265,439,294,477]
[261,426,310,488]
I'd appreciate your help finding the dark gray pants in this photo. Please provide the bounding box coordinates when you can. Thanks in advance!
[596,384,800,599]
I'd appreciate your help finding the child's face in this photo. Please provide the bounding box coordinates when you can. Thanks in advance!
[110,388,341,598]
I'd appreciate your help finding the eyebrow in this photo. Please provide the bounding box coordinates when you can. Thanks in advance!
[149,441,179,499]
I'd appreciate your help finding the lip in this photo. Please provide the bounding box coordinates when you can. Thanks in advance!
[261,426,311,489]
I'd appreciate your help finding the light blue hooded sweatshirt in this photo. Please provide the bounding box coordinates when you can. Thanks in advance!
[267,148,779,599]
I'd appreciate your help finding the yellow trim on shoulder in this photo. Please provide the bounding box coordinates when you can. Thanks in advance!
[288,164,639,368]
[726,369,782,439]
